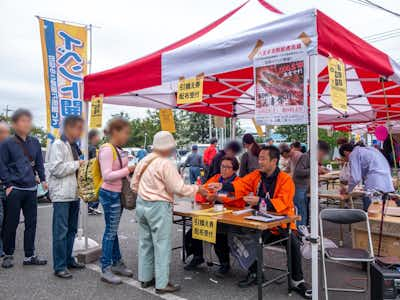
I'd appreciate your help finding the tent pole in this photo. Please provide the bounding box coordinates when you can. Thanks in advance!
[209,115,212,140]
[309,53,319,300]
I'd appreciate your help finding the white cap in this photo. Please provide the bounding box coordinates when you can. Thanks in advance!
[152,131,176,151]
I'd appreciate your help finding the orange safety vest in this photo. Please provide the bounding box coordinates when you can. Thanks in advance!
[232,170,297,230]
[197,174,246,208]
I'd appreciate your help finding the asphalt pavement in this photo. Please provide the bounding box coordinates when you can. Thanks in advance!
[0,202,367,300]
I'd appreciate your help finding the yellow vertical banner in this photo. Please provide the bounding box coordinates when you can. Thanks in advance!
[90,95,103,128]
[38,18,87,138]
[214,116,225,128]
[192,215,217,244]
[159,109,176,133]
[177,75,204,104]
[328,57,347,112]
[252,118,264,137]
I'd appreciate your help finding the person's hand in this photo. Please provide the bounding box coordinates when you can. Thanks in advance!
[79,160,85,166]
[198,185,209,197]
[128,165,136,173]
[207,183,222,192]
[243,195,260,207]
[5,186,13,197]
[207,194,218,204]
[41,182,48,191]
[340,186,348,195]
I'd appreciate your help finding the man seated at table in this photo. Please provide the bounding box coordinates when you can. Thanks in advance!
[184,156,245,277]
[209,145,311,299]
[339,143,394,210]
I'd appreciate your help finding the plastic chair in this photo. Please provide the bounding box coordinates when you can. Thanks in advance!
[319,208,374,300]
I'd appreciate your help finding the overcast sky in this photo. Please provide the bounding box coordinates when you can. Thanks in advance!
[0,0,399,130]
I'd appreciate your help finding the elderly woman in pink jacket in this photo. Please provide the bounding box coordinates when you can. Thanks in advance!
[132,131,208,294]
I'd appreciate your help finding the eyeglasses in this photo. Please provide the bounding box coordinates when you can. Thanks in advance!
[221,165,233,170]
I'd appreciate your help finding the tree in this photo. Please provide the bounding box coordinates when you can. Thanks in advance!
[274,125,307,143]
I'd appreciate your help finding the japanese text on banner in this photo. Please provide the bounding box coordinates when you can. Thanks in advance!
[328,57,347,112]
[90,95,103,128]
[192,215,217,244]
[177,76,203,104]
[38,18,87,138]
[254,39,308,125]
[159,109,176,133]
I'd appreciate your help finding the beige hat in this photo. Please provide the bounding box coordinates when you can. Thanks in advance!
[152,131,176,151]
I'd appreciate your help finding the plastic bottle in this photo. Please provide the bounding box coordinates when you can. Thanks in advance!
[260,198,267,213]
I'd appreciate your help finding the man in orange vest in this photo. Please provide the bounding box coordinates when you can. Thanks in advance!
[209,145,311,299]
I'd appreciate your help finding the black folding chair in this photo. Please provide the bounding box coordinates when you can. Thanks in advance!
[319,208,374,300]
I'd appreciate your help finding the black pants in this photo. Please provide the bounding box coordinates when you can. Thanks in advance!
[249,230,304,281]
[185,229,230,265]
[2,189,37,257]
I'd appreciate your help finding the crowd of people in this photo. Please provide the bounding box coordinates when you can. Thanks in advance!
[1,107,394,299]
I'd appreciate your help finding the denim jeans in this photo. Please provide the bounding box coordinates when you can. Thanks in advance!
[99,188,122,272]
[0,187,5,256]
[294,186,308,226]
[189,167,201,184]
[52,200,80,272]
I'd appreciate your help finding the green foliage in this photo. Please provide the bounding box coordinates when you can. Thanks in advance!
[274,125,307,143]
[318,128,349,153]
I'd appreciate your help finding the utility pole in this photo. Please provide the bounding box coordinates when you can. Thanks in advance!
[4,105,13,118]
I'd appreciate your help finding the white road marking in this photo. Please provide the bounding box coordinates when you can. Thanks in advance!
[86,263,188,300]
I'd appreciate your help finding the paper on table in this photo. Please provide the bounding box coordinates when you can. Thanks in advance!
[233,208,254,215]
[245,214,286,223]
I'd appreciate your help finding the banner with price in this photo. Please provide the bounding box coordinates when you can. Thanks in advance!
[192,215,217,244]
[90,95,103,128]
[328,57,347,112]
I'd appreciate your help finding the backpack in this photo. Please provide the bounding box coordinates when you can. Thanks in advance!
[78,143,117,203]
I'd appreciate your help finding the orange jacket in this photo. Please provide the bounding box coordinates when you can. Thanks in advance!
[197,174,246,208]
[232,170,296,230]
[203,145,217,166]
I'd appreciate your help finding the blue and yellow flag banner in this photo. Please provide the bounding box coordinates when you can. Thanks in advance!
[38,18,88,137]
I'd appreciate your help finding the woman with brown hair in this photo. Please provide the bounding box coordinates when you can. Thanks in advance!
[98,118,135,284]
[239,133,260,177]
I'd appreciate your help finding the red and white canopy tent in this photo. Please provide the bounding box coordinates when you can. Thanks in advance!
[83,1,400,299]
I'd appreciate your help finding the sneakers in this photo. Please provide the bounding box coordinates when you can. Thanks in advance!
[214,263,230,278]
[111,260,133,277]
[23,255,47,266]
[54,270,73,279]
[2,255,13,268]
[184,256,204,271]
[238,271,265,288]
[101,267,122,285]
[88,207,102,216]
[291,281,312,299]
[68,259,85,269]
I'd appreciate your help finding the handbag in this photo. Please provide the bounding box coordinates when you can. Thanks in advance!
[113,145,158,210]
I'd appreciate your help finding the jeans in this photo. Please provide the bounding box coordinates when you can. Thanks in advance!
[52,200,80,272]
[362,195,371,211]
[0,187,5,256]
[2,189,37,257]
[88,201,99,210]
[294,186,308,226]
[136,197,172,289]
[99,188,122,271]
[189,167,201,184]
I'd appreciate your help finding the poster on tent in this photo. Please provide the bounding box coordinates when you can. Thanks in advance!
[254,39,308,125]
[38,18,87,139]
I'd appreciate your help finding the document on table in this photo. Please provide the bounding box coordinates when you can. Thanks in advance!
[245,214,286,223]
[232,208,254,215]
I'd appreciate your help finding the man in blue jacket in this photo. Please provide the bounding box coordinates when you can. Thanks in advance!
[0,109,48,268]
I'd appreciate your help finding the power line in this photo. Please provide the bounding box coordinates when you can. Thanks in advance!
[346,0,400,17]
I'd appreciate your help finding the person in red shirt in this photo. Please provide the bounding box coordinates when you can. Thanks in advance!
[184,156,243,277]
[203,138,218,177]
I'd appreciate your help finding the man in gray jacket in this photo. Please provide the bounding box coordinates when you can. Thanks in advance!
[47,116,85,279]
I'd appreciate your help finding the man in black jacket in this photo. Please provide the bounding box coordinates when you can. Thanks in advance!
[0,109,47,268]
